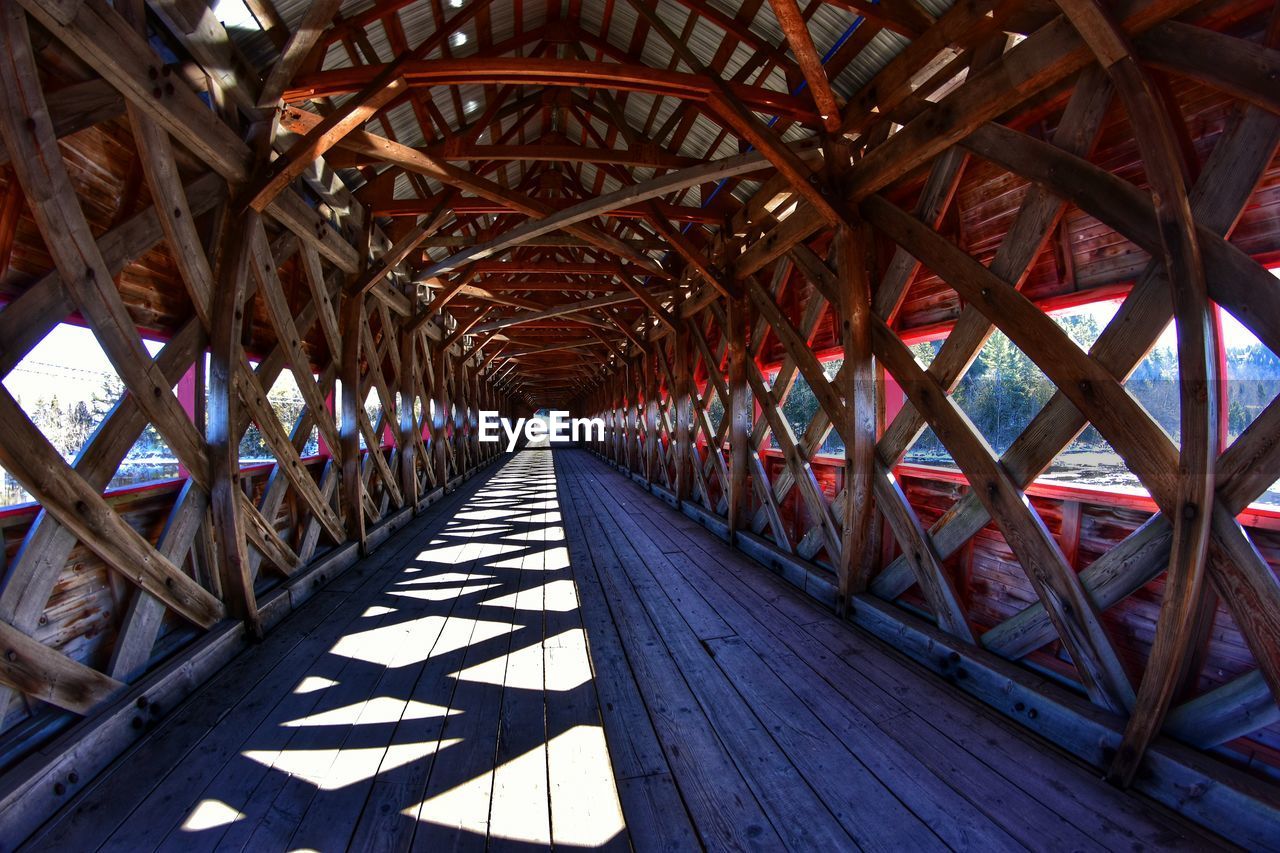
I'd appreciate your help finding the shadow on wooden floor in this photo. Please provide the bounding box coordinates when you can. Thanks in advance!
[23,449,1227,852]
[26,451,628,851]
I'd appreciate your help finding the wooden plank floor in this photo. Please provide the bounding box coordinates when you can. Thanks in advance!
[22,450,1225,852]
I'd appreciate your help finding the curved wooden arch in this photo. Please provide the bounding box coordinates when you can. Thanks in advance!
[0,0,1279,844]
[285,58,823,123]
[1053,0,1217,785]
[573,11,1280,837]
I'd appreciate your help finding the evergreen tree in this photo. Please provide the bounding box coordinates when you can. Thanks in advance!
[66,400,95,457]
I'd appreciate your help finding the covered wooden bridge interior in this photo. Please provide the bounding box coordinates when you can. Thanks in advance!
[0,0,1279,848]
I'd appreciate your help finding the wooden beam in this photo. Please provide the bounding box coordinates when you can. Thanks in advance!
[767,0,843,131]
[0,7,212,488]
[865,188,1280,721]
[1053,0,1216,785]
[1137,21,1280,117]
[746,277,848,441]
[380,197,723,223]
[420,146,786,277]
[285,58,822,123]
[881,106,1280,693]
[845,0,1197,201]
[836,221,877,609]
[251,0,500,210]
[827,0,934,37]
[432,140,702,169]
[644,204,729,297]
[280,108,663,274]
[0,78,123,168]
[726,295,750,535]
[349,197,453,297]
[339,295,366,549]
[0,617,122,715]
[432,341,451,487]
[673,322,693,502]
[250,72,408,211]
[249,222,343,458]
[0,379,225,628]
[14,0,369,275]
[423,234,666,250]
[625,0,842,225]
[872,315,1134,712]
[259,0,344,106]
[475,289,675,333]
[717,0,1192,274]
[207,207,262,635]
[15,0,250,183]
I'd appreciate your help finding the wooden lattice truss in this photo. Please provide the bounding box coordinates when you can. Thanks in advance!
[0,0,1275,800]
[0,0,512,746]
[574,1,1280,786]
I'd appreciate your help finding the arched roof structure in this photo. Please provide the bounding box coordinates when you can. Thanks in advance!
[0,0,1278,847]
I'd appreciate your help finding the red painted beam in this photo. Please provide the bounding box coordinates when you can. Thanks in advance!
[470,261,654,275]
[472,279,631,291]
[375,197,726,223]
[286,58,821,123]
[433,140,700,169]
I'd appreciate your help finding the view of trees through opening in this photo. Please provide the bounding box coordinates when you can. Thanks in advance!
[0,323,326,508]
[902,300,1279,506]
[740,294,1280,509]
[2,324,169,506]
[10,294,1280,512]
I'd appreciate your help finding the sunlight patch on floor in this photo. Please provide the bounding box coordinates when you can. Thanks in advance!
[293,676,339,694]
[413,541,472,563]
[449,540,528,561]
[329,616,513,666]
[388,581,500,601]
[543,577,580,611]
[244,740,456,790]
[544,629,593,692]
[541,544,571,571]
[408,764,493,838]
[408,725,624,847]
[524,510,562,524]
[396,571,487,584]
[454,507,523,521]
[453,635,543,690]
[489,733,551,846]
[180,799,245,831]
[450,628,592,692]
[474,488,524,498]
[547,725,627,847]
[282,696,455,728]
[481,578,579,612]
[445,528,516,542]
[487,552,534,570]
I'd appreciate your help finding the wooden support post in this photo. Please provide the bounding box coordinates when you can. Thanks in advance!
[674,323,694,502]
[619,362,630,472]
[399,322,419,510]
[614,371,624,466]
[339,294,366,550]
[433,343,450,487]
[466,360,479,470]
[208,209,261,638]
[727,293,750,536]
[645,346,659,484]
[838,220,878,613]
[1051,0,1219,785]
[627,360,640,473]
